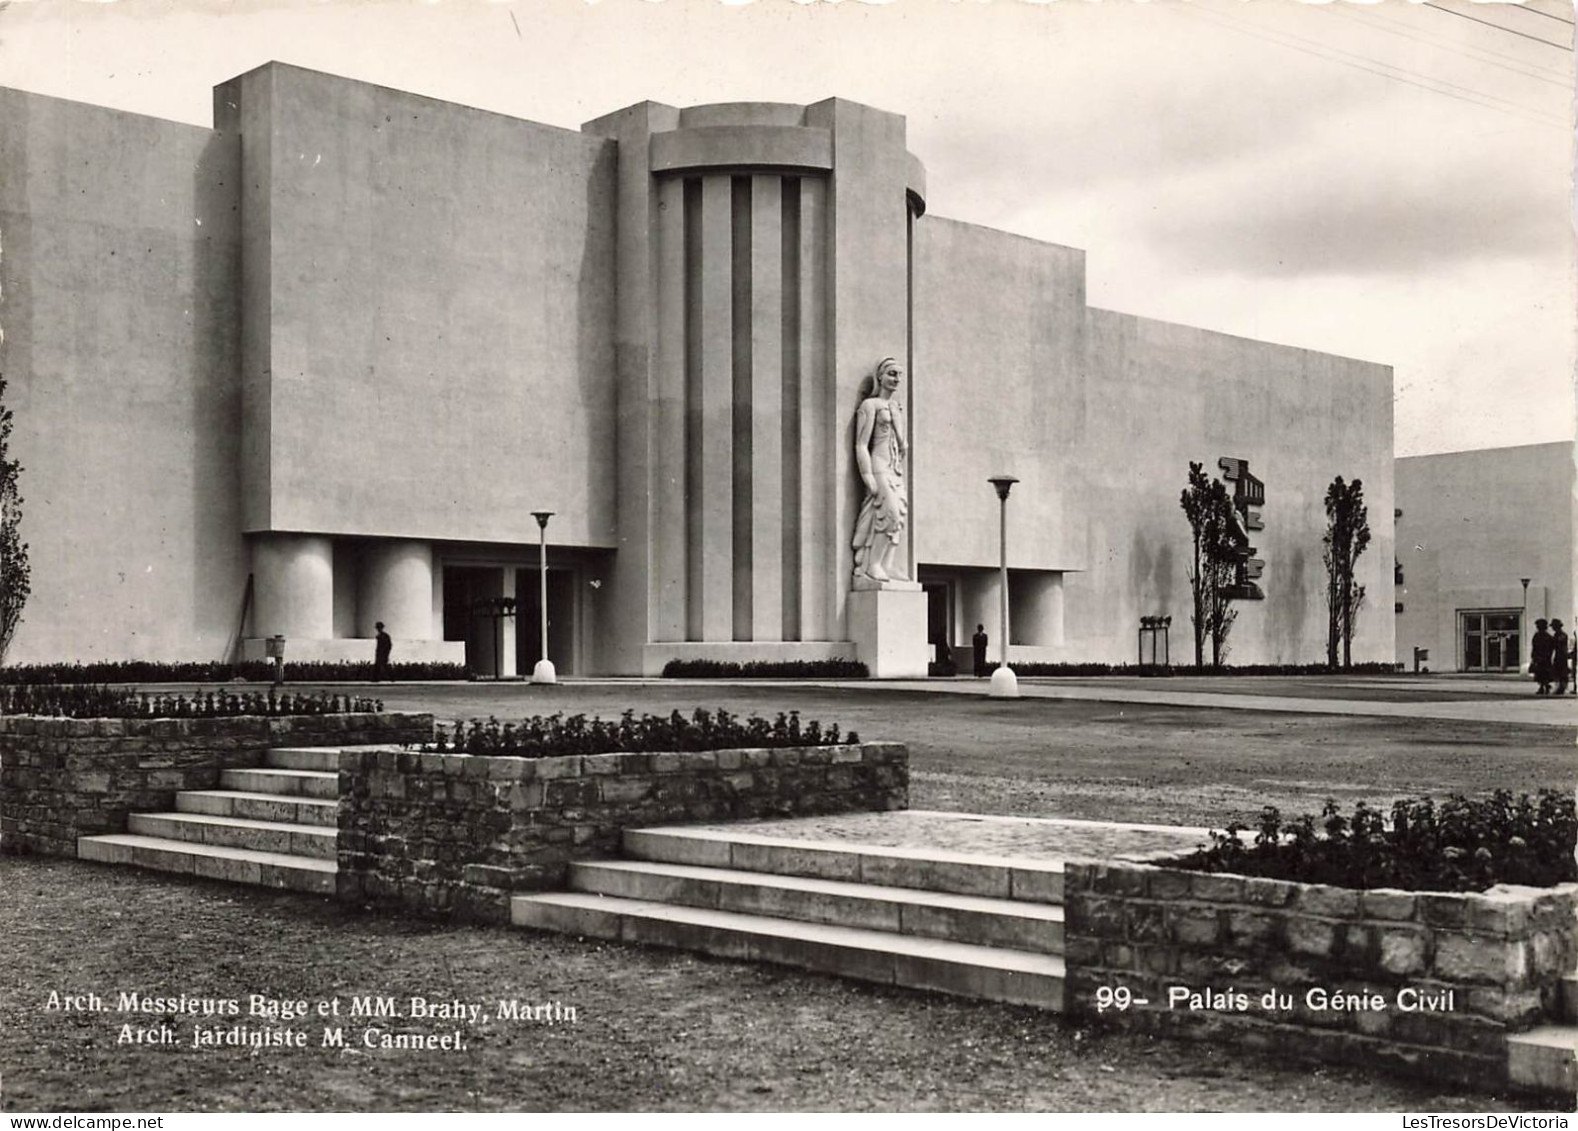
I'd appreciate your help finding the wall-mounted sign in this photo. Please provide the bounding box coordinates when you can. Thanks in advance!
[1218,456,1266,601]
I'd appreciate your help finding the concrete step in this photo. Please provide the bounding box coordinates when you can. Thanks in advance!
[78,833,335,894]
[220,767,338,800]
[264,747,341,772]
[622,827,1063,903]
[571,859,1064,954]
[512,892,1065,1010]
[127,812,337,861]
[1507,1025,1578,1096]
[176,789,337,828]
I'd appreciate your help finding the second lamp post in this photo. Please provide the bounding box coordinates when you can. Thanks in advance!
[987,475,1019,699]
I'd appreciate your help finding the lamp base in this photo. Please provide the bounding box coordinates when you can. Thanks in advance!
[988,665,1020,699]
[531,659,558,685]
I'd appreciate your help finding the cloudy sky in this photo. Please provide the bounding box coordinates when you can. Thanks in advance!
[1,0,1572,457]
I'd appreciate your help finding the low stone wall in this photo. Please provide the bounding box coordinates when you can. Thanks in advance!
[1064,856,1578,1092]
[0,713,433,856]
[337,742,909,921]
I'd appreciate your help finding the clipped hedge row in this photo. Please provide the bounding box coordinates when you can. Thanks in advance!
[0,660,469,684]
[0,684,383,719]
[661,658,869,679]
[980,661,1404,677]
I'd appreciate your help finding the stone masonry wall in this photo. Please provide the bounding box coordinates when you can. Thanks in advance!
[0,713,433,856]
[338,742,909,922]
[1064,857,1578,1092]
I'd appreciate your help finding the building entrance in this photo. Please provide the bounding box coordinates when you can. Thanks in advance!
[514,567,575,676]
[922,580,955,674]
[1460,609,1522,673]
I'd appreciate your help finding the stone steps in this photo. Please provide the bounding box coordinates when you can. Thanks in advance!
[1507,1025,1578,1096]
[127,811,336,860]
[623,827,1065,903]
[515,825,1068,1009]
[176,788,337,828]
[569,859,1065,953]
[220,766,339,799]
[77,747,341,892]
[511,892,1066,1010]
[78,833,335,894]
[263,746,342,772]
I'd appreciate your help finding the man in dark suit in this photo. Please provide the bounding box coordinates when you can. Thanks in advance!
[374,621,392,683]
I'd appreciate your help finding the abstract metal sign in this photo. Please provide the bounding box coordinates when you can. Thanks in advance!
[1217,457,1265,601]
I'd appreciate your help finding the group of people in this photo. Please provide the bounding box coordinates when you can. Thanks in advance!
[1529,618,1576,696]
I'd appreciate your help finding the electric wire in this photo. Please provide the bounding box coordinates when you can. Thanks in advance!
[1420,1,1573,51]
[1173,3,1570,129]
[1323,2,1573,88]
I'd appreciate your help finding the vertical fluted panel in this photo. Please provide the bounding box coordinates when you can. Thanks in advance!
[697,175,735,642]
[652,175,687,642]
[751,175,785,642]
[798,176,831,641]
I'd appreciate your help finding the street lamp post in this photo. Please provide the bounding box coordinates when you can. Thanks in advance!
[987,475,1019,699]
[531,511,556,685]
[1521,577,1531,674]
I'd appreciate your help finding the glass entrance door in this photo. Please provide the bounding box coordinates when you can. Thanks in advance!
[1461,610,1522,672]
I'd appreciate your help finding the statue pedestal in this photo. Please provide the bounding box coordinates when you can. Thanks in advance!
[848,586,928,678]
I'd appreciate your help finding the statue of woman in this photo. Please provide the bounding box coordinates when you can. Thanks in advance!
[852,356,909,584]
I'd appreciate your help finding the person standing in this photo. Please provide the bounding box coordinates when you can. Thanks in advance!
[1530,619,1554,695]
[972,623,988,675]
[1551,619,1570,696]
[1569,624,1576,696]
[373,621,392,683]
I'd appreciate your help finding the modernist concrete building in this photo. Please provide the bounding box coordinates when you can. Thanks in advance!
[1395,442,1576,674]
[0,64,1395,675]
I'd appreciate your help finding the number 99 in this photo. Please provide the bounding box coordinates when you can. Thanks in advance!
[1094,986,1132,1012]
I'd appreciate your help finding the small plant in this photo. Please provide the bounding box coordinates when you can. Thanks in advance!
[426,708,857,759]
[0,684,383,719]
[1175,790,1577,892]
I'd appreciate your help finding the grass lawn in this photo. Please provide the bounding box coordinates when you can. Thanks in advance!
[1,857,1562,1114]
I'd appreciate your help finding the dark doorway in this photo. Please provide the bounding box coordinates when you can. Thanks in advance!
[443,566,510,677]
[923,580,954,675]
[516,567,575,675]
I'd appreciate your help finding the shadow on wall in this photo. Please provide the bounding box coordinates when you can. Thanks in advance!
[189,130,247,661]
[1127,530,1178,637]
[576,141,618,674]
[1270,543,1312,663]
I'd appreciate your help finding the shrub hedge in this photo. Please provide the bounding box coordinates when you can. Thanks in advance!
[427,708,857,759]
[661,658,869,679]
[0,684,383,719]
[978,661,1404,677]
[0,661,468,684]
[1172,790,1577,892]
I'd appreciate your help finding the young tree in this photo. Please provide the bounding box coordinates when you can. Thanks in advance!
[1181,462,1212,668]
[1181,462,1241,669]
[1323,475,1370,670]
[0,375,29,664]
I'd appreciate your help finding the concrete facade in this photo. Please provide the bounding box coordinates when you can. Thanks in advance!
[1395,442,1576,673]
[0,65,1395,673]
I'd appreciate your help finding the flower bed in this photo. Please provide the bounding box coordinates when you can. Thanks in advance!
[337,741,909,922]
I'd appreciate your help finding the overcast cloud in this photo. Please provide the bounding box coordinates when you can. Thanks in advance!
[0,0,1571,456]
